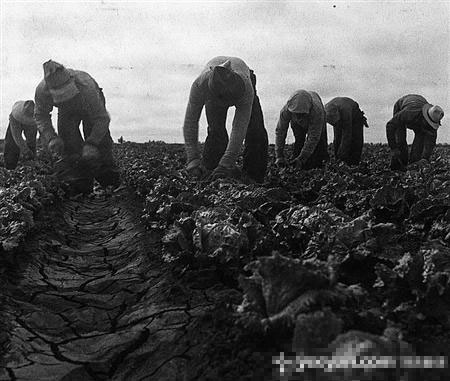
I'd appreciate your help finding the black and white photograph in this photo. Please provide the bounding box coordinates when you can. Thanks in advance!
[0,1,449,380]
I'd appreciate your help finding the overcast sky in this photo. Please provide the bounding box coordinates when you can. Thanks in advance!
[1,0,449,144]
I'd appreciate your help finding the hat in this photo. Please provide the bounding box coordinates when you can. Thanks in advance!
[11,100,36,125]
[43,60,79,103]
[208,60,245,101]
[422,104,444,130]
[287,90,312,114]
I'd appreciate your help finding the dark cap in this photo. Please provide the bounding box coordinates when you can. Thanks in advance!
[208,61,245,101]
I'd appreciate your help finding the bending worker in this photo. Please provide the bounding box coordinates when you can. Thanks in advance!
[182,56,268,183]
[386,94,444,170]
[3,100,37,170]
[325,96,368,165]
[275,90,329,169]
[34,60,120,193]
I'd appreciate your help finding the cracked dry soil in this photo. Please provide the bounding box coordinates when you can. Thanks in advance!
[0,190,220,381]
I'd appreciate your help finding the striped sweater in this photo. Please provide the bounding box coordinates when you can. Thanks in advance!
[182,56,254,168]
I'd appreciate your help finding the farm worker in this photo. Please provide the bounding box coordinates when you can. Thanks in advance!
[182,56,268,183]
[386,94,444,170]
[3,100,37,169]
[275,90,329,169]
[325,97,368,165]
[34,60,120,194]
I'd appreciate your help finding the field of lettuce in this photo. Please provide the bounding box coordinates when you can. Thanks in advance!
[0,142,449,380]
[115,142,450,380]
[0,154,62,260]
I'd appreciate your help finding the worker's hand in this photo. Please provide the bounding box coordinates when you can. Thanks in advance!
[409,158,429,168]
[417,158,429,165]
[48,136,65,155]
[21,147,35,161]
[275,157,287,168]
[292,156,304,170]
[81,143,100,162]
[186,159,208,180]
[210,164,232,181]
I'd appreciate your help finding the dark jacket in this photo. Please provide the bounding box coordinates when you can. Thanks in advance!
[325,97,364,161]
[386,94,436,150]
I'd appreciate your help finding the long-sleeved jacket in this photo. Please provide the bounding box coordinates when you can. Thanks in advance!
[386,94,436,150]
[9,115,37,151]
[275,90,326,162]
[34,70,110,146]
[182,56,254,168]
[325,97,361,161]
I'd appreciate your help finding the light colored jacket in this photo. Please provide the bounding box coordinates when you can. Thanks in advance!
[275,90,326,162]
[34,69,110,146]
[182,56,254,168]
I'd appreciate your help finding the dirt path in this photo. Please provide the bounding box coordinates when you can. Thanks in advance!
[0,191,216,381]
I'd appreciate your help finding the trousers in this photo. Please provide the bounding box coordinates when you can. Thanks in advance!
[3,122,37,170]
[291,122,329,170]
[333,109,366,165]
[56,93,119,193]
[202,72,268,183]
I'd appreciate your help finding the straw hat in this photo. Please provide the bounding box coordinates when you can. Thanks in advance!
[422,104,444,130]
[287,90,312,114]
[208,60,245,100]
[11,100,36,126]
[43,60,79,103]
